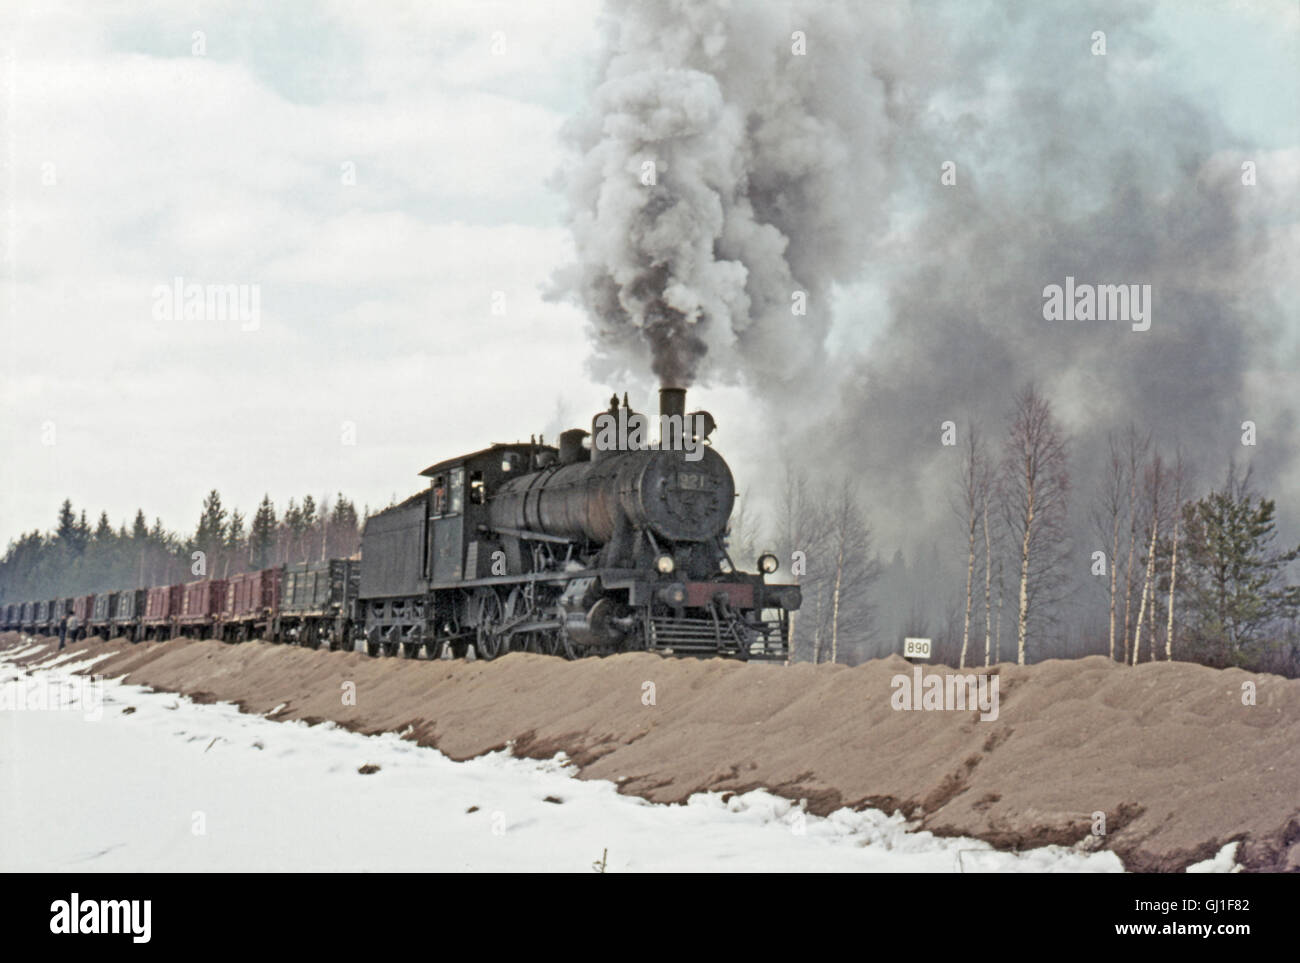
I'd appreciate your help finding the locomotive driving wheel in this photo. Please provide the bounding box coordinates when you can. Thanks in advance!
[504,587,542,653]
[548,622,581,661]
[473,588,506,660]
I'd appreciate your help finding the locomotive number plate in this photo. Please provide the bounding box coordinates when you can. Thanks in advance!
[677,472,709,490]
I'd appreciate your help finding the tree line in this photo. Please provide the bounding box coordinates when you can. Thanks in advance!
[0,491,362,603]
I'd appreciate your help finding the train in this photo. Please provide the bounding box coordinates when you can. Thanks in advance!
[1,388,801,661]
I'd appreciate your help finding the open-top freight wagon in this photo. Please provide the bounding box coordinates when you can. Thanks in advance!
[143,584,183,640]
[223,568,281,642]
[276,559,359,649]
[177,578,227,639]
[71,594,95,642]
[32,600,51,634]
[90,592,116,638]
[114,589,146,640]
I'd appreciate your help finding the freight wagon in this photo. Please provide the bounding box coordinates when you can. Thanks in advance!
[114,589,146,641]
[51,598,71,634]
[277,559,358,649]
[33,600,51,634]
[143,584,183,640]
[90,592,117,639]
[223,568,281,642]
[176,578,227,639]
[71,594,95,641]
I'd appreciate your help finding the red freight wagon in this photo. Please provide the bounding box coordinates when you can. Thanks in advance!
[222,568,280,642]
[176,578,227,639]
[143,584,183,640]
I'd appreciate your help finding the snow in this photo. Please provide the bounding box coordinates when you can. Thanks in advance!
[1185,842,1243,873]
[0,650,1132,872]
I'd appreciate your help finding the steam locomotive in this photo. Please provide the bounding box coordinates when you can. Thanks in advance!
[1,389,800,661]
[358,387,800,660]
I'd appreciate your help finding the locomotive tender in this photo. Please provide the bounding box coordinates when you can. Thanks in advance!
[2,389,800,661]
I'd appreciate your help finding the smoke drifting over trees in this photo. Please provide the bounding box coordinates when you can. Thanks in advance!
[566,1,1298,666]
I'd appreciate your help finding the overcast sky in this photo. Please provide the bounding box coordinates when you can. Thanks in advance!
[1,0,1296,547]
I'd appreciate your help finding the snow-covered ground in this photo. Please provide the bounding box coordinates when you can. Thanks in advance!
[1,645,1211,872]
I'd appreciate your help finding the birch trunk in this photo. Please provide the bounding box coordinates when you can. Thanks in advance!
[1017,488,1034,666]
[1108,511,1120,660]
[995,563,1003,663]
[961,521,975,668]
[1165,474,1182,660]
[1123,472,1138,664]
[830,543,844,665]
[983,498,992,667]
[1132,515,1159,665]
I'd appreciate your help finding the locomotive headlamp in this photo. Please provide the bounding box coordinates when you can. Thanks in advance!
[656,554,676,574]
[758,553,779,574]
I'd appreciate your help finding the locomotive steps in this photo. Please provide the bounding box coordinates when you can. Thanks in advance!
[4,631,1297,872]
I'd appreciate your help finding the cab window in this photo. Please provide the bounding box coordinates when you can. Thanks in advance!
[449,468,465,514]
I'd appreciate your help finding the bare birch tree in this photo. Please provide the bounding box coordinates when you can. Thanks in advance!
[1094,431,1127,660]
[1121,426,1151,663]
[952,427,990,668]
[1165,449,1187,660]
[773,465,823,662]
[983,473,995,666]
[994,558,1004,663]
[1132,452,1166,665]
[1000,384,1071,665]
[825,476,880,664]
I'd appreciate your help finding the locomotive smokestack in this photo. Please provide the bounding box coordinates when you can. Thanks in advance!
[558,428,589,465]
[659,386,686,423]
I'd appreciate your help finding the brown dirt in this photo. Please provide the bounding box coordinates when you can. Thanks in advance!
[4,631,1298,872]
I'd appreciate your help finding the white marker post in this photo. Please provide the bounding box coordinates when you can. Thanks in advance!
[903,637,932,662]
